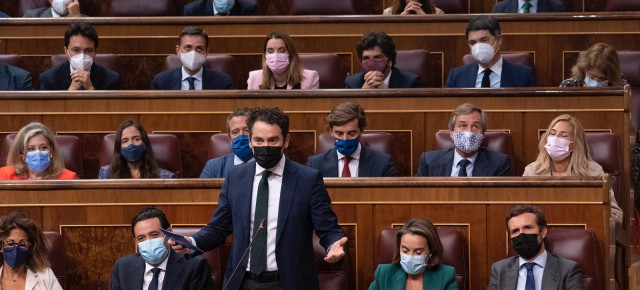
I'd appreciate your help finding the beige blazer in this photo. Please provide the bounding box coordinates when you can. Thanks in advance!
[0,266,62,290]
[523,160,623,224]
[246,69,319,90]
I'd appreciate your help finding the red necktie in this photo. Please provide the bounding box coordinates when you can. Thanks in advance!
[341,156,352,177]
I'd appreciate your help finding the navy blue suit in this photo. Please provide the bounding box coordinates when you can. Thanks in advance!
[152,67,233,90]
[109,250,213,290]
[306,147,397,177]
[416,147,512,177]
[0,62,32,90]
[183,0,257,16]
[345,67,421,89]
[192,158,344,290]
[444,59,537,88]
[39,62,121,90]
[492,0,565,12]
[200,153,235,178]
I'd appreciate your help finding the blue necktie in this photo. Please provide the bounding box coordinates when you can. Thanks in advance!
[187,77,196,90]
[524,262,536,290]
[458,159,471,176]
[149,268,161,290]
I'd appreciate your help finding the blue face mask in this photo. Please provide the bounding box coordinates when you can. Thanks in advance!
[121,143,147,163]
[584,76,608,87]
[3,245,30,269]
[334,138,359,156]
[214,0,235,14]
[25,150,50,173]
[138,237,168,265]
[400,253,427,275]
[232,135,253,162]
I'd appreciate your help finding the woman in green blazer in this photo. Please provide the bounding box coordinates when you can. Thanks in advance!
[369,219,459,290]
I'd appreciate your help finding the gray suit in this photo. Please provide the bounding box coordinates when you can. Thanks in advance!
[23,7,87,17]
[487,253,584,290]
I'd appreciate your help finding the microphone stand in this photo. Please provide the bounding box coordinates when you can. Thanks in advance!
[222,218,266,290]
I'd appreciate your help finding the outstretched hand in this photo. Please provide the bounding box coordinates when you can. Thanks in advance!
[324,237,348,263]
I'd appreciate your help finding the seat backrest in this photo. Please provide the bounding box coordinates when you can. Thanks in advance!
[313,232,348,290]
[207,133,232,160]
[316,132,395,158]
[109,0,175,16]
[395,50,433,88]
[434,0,468,13]
[98,133,183,177]
[300,53,344,89]
[433,130,515,173]
[51,54,126,81]
[164,54,236,79]
[0,134,84,179]
[545,229,601,290]
[0,54,24,68]
[43,231,66,287]
[375,228,469,290]
[585,132,622,203]
[605,0,640,11]
[462,52,535,68]
[172,227,226,289]
[617,51,640,88]
[19,0,49,16]
[289,0,355,15]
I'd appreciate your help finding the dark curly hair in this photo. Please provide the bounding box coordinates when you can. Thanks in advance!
[356,31,397,66]
[64,21,99,49]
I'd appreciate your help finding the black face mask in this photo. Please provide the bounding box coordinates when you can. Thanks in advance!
[511,233,543,260]
[253,146,282,169]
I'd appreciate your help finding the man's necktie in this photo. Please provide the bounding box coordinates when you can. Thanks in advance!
[187,77,196,90]
[250,170,271,276]
[524,262,536,290]
[341,156,352,177]
[458,159,471,177]
[481,69,492,88]
[148,268,161,290]
[523,1,532,13]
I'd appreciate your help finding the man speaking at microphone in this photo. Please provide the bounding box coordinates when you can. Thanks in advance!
[170,107,347,290]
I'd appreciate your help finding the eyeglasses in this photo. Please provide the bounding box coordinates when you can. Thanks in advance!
[2,240,31,250]
[586,74,607,83]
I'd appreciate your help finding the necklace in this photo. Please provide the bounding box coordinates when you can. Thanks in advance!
[4,269,23,283]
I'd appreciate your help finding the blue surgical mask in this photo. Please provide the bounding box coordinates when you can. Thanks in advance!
[138,237,168,265]
[232,135,253,162]
[584,76,608,87]
[400,253,427,275]
[2,245,30,269]
[121,143,147,163]
[214,0,235,14]
[334,138,359,156]
[452,131,484,154]
[25,150,50,173]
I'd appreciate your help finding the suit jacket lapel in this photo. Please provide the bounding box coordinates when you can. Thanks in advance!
[541,254,560,289]
[435,149,454,176]
[464,63,480,87]
[391,266,407,289]
[509,0,520,12]
[205,0,215,15]
[502,257,520,289]
[125,254,146,289]
[201,69,214,89]
[61,62,72,90]
[323,149,339,177]
[388,67,401,88]
[169,68,183,90]
[224,154,235,171]
[240,162,257,247]
[358,146,372,177]
[424,268,443,290]
[472,148,490,176]
[501,60,514,87]
[162,251,183,290]
[276,158,297,245]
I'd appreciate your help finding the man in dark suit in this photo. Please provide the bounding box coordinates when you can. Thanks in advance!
[110,208,213,290]
[445,15,537,88]
[40,21,121,90]
[171,108,347,290]
[200,108,254,178]
[345,31,421,89]
[488,204,583,289]
[492,0,565,13]
[152,26,233,90]
[23,0,84,17]
[306,102,396,177]
[0,62,32,90]
[184,0,257,16]
[416,103,511,177]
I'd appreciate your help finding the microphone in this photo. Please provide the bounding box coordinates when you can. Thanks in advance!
[222,218,266,290]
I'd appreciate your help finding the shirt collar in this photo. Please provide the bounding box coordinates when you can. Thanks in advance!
[518,249,548,268]
[383,69,392,86]
[519,0,538,10]
[144,250,169,273]
[452,146,479,165]
[234,155,254,165]
[255,153,286,177]
[181,66,203,81]
[336,143,362,160]
[477,56,503,76]
[50,8,62,18]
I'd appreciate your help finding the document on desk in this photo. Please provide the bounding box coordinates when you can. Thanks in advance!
[160,228,204,254]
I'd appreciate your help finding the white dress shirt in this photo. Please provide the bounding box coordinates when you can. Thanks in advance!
[142,253,169,290]
[383,70,392,86]
[50,8,62,18]
[246,154,286,272]
[180,66,203,90]
[450,149,478,176]
[336,143,361,177]
[518,0,538,13]
[517,250,547,290]
[475,57,503,88]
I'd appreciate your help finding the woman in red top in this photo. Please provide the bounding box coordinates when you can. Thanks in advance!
[0,122,76,180]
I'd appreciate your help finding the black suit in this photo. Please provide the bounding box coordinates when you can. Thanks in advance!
[109,250,214,290]
[492,0,565,12]
[0,62,32,90]
[151,67,233,90]
[306,146,397,177]
[39,62,121,90]
[345,67,421,89]
[183,0,257,16]
[416,147,512,177]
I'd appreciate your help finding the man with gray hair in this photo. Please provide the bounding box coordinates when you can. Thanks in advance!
[416,103,511,176]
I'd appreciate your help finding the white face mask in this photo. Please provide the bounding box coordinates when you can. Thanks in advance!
[69,53,93,71]
[180,51,206,71]
[471,42,496,64]
[51,0,72,16]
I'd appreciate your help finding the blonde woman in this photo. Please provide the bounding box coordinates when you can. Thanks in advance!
[560,43,627,87]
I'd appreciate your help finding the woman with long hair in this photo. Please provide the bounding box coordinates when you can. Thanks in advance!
[383,0,444,15]
[560,43,627,87]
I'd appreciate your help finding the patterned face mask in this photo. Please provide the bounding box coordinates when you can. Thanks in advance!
[452,131,484,154]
